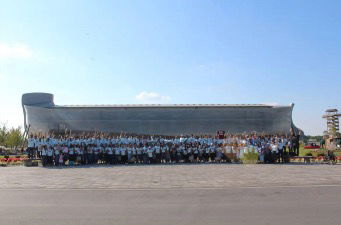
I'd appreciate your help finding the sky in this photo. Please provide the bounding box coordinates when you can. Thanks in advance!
[0,0,340,135]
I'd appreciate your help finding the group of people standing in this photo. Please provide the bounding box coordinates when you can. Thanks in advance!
[26,132,300,166]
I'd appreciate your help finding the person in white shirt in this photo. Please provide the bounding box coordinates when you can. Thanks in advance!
[38,138,46,158]
[182,145,188,163]
[87,145,94,164]
[160,144,166,163]
[154,144,161,163]
[137,146,143,164]
[93,145,100,164]
[120,145,127,164]
[216,145,223,163]
[99,145,105,164]
[79,146,85,165]
[193,145,199,163]
[278,140,284,163]
[198,145,204,162]
[23,132,296,166]
[41,146,47,166]
[165,144,171,163]
[75,146,81,164]
[142,145,148,164]
[210,145,216,162]
[27,135,36,159]
[147,146,154,164]
[106,145,113,164]
[204,145,210,162]
[114,145,121,164]
[270,142,278,163]
[54,145,61,166]
[62,145,69,165]
[176,145,183,163]
[127,145,133,163]
[132,145,137,163]
[47,147,54,166]
[68,145,75,166]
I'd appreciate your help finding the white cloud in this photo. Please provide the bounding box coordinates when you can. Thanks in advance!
[0,42,32,59]
[135,91,171,103]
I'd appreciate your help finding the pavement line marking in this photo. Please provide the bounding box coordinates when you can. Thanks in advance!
[1,184,341,191]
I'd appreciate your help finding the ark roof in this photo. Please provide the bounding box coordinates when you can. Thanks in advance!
[55,103,291,108]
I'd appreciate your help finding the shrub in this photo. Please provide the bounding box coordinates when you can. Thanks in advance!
[317,153,325,157]
[0,123,25,149]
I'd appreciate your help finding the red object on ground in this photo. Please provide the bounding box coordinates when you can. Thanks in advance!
[304,145,320,149]
[0,157,25,162]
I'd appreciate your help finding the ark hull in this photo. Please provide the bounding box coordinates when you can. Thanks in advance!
[22,93,297,135]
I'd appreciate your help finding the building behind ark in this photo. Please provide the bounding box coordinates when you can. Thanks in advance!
[22,93,299,136]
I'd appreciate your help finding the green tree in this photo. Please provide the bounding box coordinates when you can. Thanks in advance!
[330,127,338,137]
[5,127,25,149]
[0,124,26,149]
[0,124,8,147]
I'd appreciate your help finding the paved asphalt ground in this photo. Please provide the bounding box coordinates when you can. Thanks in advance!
[1,164,341,225]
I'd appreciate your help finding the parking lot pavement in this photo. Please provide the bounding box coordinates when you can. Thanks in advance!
[1,185,341,225]
[1,164,341,189]
[1,164,341,225]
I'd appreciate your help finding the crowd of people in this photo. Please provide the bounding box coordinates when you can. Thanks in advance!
[26,132,301,166]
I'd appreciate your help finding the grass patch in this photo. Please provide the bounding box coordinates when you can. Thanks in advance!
[299,146,341,157]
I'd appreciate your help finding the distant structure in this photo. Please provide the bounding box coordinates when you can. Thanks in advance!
[322,109,341,150]
[322,109,341,134]
[22,92,300,136]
